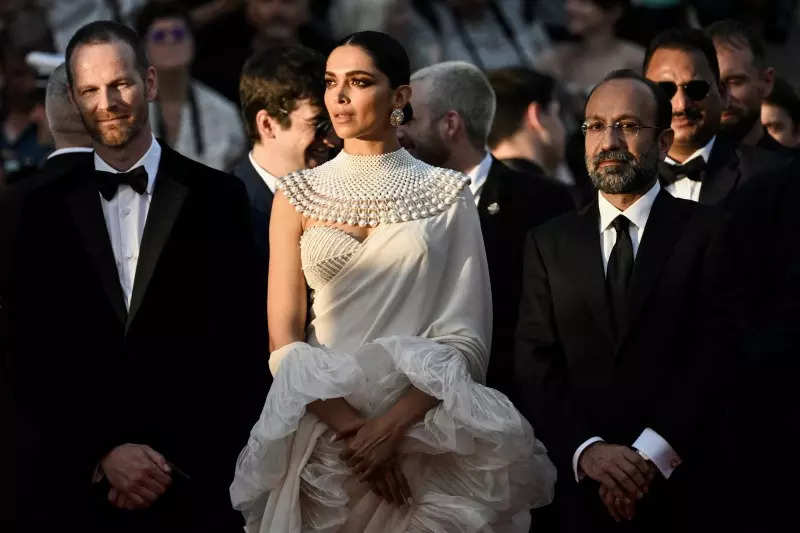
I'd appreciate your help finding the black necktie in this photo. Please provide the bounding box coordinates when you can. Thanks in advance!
[95,166,149,201]
[607,215,633,338]
[659,157,707,185]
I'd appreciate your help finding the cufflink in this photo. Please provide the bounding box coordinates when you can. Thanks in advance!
[487,202,500,215]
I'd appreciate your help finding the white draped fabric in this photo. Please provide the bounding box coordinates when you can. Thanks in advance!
[230,153,556,532]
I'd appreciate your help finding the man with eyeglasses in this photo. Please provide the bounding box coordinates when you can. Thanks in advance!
[515,69,728,532]
[643,28,790,206]
[232,45,339,331]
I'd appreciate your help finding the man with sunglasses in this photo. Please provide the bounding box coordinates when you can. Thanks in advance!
[232,45,338,328]
[515,69,728,532]
[644,28,790,206]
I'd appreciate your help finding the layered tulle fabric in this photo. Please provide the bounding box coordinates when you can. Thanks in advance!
[230,182,556,532]
[231,337,556,532]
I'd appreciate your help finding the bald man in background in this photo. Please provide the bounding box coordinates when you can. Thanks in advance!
[1,63,93,529]
[40,62,94,179]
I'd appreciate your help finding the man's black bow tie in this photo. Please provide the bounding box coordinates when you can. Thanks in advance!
[95,166,149,200]
[659,158,707,185]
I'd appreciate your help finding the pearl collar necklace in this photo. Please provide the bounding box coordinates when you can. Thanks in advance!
[278,148,470,227]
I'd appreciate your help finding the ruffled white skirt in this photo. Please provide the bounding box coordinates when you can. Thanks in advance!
[230,336,556,532]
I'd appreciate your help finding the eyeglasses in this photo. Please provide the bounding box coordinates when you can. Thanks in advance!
[657,80,711,101]
[149,27,187,43]
[581,120,658,139]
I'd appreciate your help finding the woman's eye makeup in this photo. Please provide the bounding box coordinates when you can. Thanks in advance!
[350,78,372,87]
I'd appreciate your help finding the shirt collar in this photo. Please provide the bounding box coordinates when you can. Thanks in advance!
[466,151,493,197]
[598,180,661,233]
[248,150,279,194]
[93,135,161,194]
[47,146,93,159]
[664,135,716,165]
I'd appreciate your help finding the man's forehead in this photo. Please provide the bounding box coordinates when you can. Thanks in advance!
[715,42,757,72]
[586,79,654,119]
[646,47,714,82]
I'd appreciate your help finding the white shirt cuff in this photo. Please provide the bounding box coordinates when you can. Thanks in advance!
[572,436,604,483]
[632,427,682,479]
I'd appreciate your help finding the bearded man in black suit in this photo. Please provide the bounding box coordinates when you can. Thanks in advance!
[515,70,729,532]
[10,21,266,532]
[398,60,573,400]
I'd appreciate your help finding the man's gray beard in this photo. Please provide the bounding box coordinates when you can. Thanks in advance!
[587,149,659,194]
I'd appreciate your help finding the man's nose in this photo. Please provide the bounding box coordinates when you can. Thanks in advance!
[671,88,692,115]
[598,125,624,151]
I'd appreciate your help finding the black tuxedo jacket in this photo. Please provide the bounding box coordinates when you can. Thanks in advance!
[231,155,274,282]
[502,157,595,209]
[660,134,794,207]
[478,158,573,397]
[1,150,92,528]
[11,144,268,532]
[514,188,728,487]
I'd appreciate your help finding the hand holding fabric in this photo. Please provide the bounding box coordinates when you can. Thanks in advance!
[339,414,406,482]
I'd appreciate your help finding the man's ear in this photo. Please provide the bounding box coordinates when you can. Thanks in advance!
[144,66,158,102]
[256,109,278,141]
[526,101,544,132]
[440,110,461,141]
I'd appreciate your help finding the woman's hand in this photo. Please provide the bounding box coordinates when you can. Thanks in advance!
[339,413,405,482]
[365,460,412,506]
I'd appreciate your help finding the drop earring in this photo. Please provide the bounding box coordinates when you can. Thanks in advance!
[390,107,405,127]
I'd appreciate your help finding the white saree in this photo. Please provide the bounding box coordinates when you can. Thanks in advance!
[230,149,556,532]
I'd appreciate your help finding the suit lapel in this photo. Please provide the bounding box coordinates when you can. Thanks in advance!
[568,201,615,344]
[126,149,188,332]
[66,179,127,324]
[620,191,686,344]
[699,136,740,205]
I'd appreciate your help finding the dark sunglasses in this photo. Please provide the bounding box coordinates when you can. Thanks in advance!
[657,80,711,101]
[149,27,187,43]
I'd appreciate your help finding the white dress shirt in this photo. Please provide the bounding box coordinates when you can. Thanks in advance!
[47,147,93,159]
[248,151,279,194]
[466,151,494,205]
[572,180,682,482]
[662,135,716,202]
[94,136,161,309]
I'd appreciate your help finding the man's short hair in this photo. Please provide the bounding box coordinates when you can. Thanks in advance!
[65,20,149,88]
[706,19,766,68]
[45,63,76,132]
[586,69,673,132]
[765,76,800,127]
[411,61,496,150]
[644,28,721,83]
[487,67,555,149]
[239,45,325,142]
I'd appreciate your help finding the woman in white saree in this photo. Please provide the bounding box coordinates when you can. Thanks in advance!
[230,31,556,532]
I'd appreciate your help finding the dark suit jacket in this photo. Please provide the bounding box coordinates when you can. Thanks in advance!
[502,157,595,209]
[231,156,274,286]
[706,162,800,533]
[660,134,794,207]
[11,144,267,532]
[514,189,728,531]
[1,150,93,528]
[478,158,572,397]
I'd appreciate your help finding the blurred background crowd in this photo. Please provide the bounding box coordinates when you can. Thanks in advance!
[2,0,800,185]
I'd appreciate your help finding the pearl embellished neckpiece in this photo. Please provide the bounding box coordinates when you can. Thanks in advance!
[277,148,470,227]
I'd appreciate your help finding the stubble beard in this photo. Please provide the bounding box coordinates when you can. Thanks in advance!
[587,147,659,194]
[80,103,146,149]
